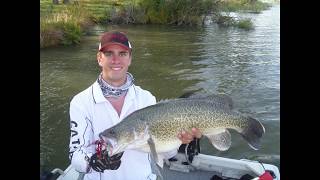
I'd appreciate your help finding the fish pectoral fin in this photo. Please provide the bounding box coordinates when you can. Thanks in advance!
[147,137,164,180]
[147,137,159,162]
[156,154,164,168]
[147,137,165,168]
[207,129,232,151]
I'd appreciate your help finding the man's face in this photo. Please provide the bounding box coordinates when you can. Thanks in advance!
[97,44,132,86]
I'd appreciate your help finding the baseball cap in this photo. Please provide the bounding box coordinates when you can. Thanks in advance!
[98,31,132,52]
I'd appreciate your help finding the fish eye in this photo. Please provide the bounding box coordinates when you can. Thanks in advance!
[109,129,116,135]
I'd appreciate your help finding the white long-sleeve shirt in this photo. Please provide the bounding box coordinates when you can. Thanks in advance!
[69,81,176,180]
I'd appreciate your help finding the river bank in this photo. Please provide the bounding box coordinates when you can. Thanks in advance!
[40,0,274,48]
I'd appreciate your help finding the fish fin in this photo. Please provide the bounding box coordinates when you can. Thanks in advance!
[240,117,265,150]
[157,99,172,104]
[147,137,164,180]
[178,89,203,98]
[207,129,232,151]
[149,154,164,180]
[205,94,233,109]
[147,137,165,168]
[156,154,164,168]
[147,137,159,163]
[179,92,234,110]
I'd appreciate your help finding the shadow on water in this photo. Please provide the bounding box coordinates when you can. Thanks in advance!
[40,5,279,172]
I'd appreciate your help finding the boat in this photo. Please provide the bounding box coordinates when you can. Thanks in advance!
[48,152,280,180]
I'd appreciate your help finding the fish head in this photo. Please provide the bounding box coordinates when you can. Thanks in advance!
[99,127,138,156]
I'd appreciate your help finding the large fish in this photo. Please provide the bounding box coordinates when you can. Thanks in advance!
[99,94,265,160]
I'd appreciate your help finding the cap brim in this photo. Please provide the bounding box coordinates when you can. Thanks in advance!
[99,42,130,52]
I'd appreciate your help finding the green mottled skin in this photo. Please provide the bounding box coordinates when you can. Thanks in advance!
[101,98,255,153]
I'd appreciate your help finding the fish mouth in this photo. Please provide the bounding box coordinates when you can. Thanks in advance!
[99,136,118,155]
[100,138,127,156]
[110,144,126,156]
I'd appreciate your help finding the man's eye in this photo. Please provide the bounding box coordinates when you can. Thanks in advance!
[119,52,128,57]
[104,52,112,57]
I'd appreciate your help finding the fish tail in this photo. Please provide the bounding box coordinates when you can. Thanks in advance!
[240,117,265,150]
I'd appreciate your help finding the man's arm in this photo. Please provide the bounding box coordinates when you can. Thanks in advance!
[69,97,94,173]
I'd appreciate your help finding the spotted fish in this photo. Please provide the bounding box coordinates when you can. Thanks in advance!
[99,94,265,161]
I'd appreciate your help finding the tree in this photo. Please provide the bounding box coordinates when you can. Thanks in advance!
[53,0,59,4]
[63,0,70,4]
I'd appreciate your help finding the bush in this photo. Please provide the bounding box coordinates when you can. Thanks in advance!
[236,18,254,30]
[60,22,83,45]
[40,2,94,48]
[106,0,216,26]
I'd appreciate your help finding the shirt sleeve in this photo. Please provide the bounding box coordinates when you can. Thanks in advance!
[142,91,157,107]
[69,96,95,173]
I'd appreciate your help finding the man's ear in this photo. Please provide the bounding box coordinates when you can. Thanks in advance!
[128,58,132,66]
[128,54,132,66]
[97,52,103,66]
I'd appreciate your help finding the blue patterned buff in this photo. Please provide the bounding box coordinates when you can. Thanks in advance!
[97,72,134,98]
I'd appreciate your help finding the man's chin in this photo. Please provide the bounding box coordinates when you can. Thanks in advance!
[109,75,126,84]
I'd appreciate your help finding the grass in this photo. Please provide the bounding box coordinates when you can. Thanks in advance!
[41,0,126,22]
[40,0,131,48]
[219,0,271,13]
[40,0,100,48]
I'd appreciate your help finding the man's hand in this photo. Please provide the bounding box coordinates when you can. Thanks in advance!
[177,128,202,144]
[89,151,124,172]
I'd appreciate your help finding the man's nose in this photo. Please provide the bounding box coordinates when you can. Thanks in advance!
[110,54,120,63]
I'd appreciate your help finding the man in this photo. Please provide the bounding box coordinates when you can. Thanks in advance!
[68,31,201,180]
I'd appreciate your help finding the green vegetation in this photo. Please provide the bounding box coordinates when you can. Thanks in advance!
[213,15,254,30]
[114,0,216,26]
[40,0,124,48]
[40,0,272,48]
[235,18,254,30]
[219,0,271,13]
[211,0,271,30]
[40,1,95,48]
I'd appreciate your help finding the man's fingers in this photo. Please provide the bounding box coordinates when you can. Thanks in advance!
[180,131,194,138]
[178,128,202,144]
[192,128,202,138]
[186,133,193,140]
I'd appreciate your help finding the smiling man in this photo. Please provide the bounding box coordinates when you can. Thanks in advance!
[68,31,201,180]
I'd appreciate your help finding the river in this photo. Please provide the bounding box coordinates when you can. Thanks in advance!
[40,4,280,173]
